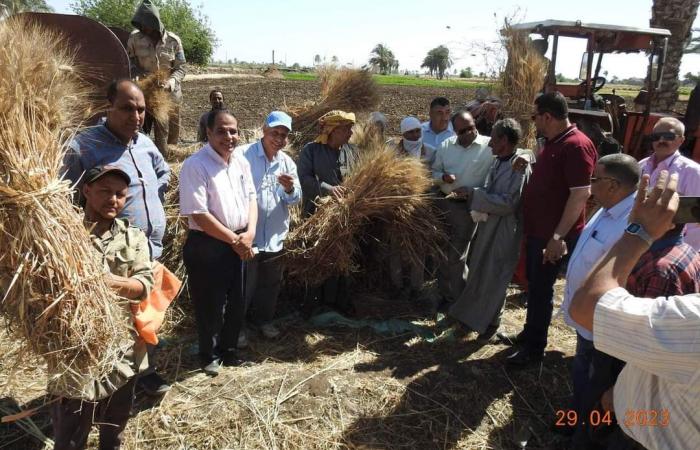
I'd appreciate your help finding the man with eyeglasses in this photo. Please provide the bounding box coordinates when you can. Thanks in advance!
[431,110,493,311]
[558,153,639,445]
[498,92,598,367]
[639,117,700,250]
[239,111,300,343]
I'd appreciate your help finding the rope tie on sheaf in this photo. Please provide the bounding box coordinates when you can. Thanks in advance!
[0,179,73,206]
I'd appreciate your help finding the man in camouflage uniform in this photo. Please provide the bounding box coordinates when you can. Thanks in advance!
[127,0,186,155]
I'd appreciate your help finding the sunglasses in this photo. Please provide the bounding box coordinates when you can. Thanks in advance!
[650,131,678,142]
[590,176,618,183]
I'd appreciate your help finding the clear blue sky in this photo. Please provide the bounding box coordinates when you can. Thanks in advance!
[48,0,700,79]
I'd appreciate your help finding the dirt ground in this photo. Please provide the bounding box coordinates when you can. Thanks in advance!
[0,76,581,450]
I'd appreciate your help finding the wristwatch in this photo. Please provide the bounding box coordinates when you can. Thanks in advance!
[552,233,562,241]
[625,223,653,246]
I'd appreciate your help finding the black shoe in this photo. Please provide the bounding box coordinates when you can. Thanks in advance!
[477,326,499,344]
[201,358,222,376]
[138,372,171,396]
[222,350,254,367]
[505,349,543,368]
[496,330,525,346]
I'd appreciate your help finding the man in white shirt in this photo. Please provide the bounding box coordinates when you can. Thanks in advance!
[421,97,454,164]
[559,153,640,444]
[179,109,257,376]
[431,110,493,309]
[570,170,700,450]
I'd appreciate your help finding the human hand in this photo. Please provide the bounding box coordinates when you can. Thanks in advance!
[442,174,456,183]
[543,238,567,264]
[330,185,347,200]
[511,155,530,172]
[452,186,472,199]
[278,174,295,193]
[629,171,679,240]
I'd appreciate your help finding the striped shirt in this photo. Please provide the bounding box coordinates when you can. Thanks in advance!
[179,145,256,232]
[627,236,700,298]
[593,287,700,450]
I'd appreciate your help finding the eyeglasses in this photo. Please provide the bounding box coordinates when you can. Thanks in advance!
[649,131,679,142]
[590,176,618,183]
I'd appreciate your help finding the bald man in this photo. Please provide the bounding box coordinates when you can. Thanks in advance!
[639,117,700,249]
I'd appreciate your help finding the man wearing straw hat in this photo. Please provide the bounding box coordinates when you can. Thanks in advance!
[298,110,357,314]
[239,111,300,341]
[63,79,172,396]
[50,165,154,450]
[128,0,186,154]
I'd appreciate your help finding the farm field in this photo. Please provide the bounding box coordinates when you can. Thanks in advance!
[0,74,629,450]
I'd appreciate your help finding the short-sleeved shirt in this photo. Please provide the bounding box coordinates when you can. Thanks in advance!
[179,144,256,232]
[522,125,597,240]
[593,288,700,450]
[51,218,154,401]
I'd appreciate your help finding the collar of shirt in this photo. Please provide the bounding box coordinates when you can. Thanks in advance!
[204,143,234,167]
[99,124,140,147]
[650,233,684,252]
[548,125,578,145]
[254,140,281,164]
[647,150,681,172]
[423,121,454,136]
[601,192,636,221]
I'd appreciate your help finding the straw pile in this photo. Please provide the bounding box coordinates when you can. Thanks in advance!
[286,68,380,150]
[0,18,131,397]
[137,69,175,126]
[284,143,444,286]
[497,21,548,149]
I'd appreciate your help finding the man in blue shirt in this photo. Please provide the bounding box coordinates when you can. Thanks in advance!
[421,97,455,164]
[240,111,301,339]
[62,79,171,396]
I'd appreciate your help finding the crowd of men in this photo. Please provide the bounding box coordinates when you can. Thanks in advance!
[49,4,700,446]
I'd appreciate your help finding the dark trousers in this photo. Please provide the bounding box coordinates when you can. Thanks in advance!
[183,230,245,363]
[522,235,576,353]
[50,378,136,450]
[571,333,596,446]
[244,250,283,325]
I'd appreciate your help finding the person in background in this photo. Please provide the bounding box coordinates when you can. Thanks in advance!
[395,116,428,160]
[421,97,454,164]
[197,89,225,142]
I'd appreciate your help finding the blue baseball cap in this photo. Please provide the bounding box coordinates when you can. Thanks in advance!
[265,111,292,131]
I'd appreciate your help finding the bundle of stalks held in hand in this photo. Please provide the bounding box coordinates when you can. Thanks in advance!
[286,68,380,151]
[497,20,547,149]
[285,143,445,286]
[0,18,130,398]
[137,69,174,126]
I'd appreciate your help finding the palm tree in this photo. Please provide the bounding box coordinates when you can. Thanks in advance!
[421,46,452,79]
[650,0,700,111]
[0,0,53,14]
[368,43,398,75]
[313,54,321,66]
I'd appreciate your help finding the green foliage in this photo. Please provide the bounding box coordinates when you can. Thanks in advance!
[368,43,399,75]
[284,72,493,89]
[71,0,216,65]
[459,67,473,78]
[421,45,452,79]
[1,0,53,14]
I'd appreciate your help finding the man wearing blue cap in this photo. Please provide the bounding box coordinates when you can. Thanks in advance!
[239,111,301,340]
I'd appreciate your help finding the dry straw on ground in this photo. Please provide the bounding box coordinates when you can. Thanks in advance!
[497,21,548,149]
[284,142,444,286]
[286,68,380,151]
[0,17,130,397]
[137,69,175,126]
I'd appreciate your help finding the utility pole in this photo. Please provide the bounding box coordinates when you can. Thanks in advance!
[272,50,275,65]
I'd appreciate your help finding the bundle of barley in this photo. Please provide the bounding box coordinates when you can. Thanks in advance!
[0,17,130,397]
[286,68,380,150]
[285,143,444,286]
[160,162,187,279]
[349,119,387,151]
[497,21,547,149]
[137,69,174,126]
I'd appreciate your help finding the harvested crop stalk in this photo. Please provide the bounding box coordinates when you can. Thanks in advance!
[137,69,174,126]
[0,17,130,398]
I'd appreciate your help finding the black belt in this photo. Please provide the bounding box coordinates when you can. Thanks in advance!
[189,227,247,238]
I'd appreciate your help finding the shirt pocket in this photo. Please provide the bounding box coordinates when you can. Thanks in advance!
[579,236,606,272]
[114,247,137,274]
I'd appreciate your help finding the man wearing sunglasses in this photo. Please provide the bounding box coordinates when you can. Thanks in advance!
[640,117,700,250]
[431,110,494,311]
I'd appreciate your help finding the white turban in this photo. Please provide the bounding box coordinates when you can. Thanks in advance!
[400,116,422,134]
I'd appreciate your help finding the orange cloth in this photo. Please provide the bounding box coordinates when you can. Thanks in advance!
[130,262,181,345]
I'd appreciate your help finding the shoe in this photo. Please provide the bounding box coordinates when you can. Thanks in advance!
[259,323,281,339]
[138,372,171,396]
[496,330,525,346]
[202,358,222,376]
[237,329,248,349]
[222,350,253,367]
[505,349,543,368]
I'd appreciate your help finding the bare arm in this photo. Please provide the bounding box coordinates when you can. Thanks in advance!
[570,171,679,331]
[554,187,591,237]
[105,274,146,300]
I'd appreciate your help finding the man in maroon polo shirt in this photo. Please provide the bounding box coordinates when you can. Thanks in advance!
[498,92,597,366]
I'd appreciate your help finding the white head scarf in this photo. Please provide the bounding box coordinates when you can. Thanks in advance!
[400,116,423,158]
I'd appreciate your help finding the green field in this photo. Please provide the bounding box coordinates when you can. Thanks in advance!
[283,72,493,89]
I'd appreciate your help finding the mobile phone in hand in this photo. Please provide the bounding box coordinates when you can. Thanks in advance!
[673,197,700,224]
